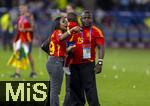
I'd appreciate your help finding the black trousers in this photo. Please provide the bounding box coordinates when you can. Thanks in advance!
[70,62,100,106]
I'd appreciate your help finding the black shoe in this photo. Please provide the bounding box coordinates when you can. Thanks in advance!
[29,72,37,78]
[10,73,21,78]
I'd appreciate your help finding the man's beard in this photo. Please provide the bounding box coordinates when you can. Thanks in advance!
[83,22,92,27]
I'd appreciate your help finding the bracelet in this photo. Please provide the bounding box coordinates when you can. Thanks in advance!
[67,30,71,35]
[98,59,103,62]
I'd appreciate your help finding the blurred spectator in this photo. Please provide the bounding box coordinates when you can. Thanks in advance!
[56,0,68,9]
[10,4,36,78]
[96,0,113,10]
[0,0,149,48]
[144,17,150,28]
[59,3,77,17]
[0,10,14,51]
[28,0,44,12]
[66,3,76,13]
[119,0,129,10]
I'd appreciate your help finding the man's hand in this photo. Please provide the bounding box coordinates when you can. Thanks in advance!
[67,45,76,52]
[94,61,103,74]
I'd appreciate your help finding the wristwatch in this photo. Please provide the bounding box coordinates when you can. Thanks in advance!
[98,61,103,65]
[98,58,103,65]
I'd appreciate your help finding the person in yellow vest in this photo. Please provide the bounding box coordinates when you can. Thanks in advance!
[56,0,68,9]
[0,11,14,51]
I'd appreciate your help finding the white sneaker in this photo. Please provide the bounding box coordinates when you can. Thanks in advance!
[63,67,71,75]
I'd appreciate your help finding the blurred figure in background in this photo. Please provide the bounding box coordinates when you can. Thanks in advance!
[56,0,68,10]
[0,10,14,51]
[66,3,76,13]
[20,4,36,78]
[60,3,77,17]
[9,4,36,78]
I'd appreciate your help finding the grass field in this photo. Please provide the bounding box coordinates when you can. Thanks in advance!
[0,46,150,106]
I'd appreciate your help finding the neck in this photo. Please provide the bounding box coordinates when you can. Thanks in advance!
[83,25,92,29]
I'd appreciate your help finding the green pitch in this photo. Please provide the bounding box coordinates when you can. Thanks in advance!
[0,47,150,106]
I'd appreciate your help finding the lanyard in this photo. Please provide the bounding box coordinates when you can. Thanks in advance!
[81,27,92,43]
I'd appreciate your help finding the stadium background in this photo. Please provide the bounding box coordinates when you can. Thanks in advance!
[0,0,150,106]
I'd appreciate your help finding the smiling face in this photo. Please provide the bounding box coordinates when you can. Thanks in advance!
[81,11,93,27]
[60,17,68,31]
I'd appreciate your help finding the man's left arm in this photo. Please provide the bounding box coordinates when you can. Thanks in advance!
[94,44,105,74]
[94,27,105,74]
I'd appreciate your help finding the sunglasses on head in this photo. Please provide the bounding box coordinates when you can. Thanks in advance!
[60,17,68,25]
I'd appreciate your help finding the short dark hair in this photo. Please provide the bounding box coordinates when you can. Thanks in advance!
[67,12,78,22]
[81,10,92,18]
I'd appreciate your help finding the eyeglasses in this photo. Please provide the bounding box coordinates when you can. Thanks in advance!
[60,17,68,26]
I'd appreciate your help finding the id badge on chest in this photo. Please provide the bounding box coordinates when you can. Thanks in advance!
[83,44,91,59]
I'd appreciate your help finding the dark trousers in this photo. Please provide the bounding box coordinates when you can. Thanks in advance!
[70,62,100,106]
[2,31,13,50]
